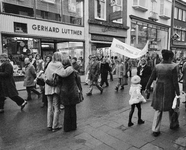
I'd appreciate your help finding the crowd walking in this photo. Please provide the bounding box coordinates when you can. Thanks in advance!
[0,48,185,140]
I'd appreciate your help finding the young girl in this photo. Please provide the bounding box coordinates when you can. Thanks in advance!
[128,75,146,127]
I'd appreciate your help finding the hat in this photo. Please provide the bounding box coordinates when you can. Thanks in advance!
[131,75,141,84]
[0,53,8,60]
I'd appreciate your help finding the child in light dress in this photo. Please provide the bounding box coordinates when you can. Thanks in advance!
[128,75,146,127]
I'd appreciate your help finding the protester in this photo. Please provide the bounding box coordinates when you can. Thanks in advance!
[126,58,132,77]
[112,58,124,91]
[0,53,27,113]
[86,55,103,96]
[145,50,180,137]
[56,58,82,132]
[137,57,152,99]
[109,56,115,81]
[24,58,41,101]
[128,75,146,127]
[84,55,92,85]
[100,57,111,87]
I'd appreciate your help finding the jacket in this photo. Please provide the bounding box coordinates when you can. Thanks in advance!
[146,61,180,111]
[23,64,37,87]
[0,62,18,97]
[59,71,82,105]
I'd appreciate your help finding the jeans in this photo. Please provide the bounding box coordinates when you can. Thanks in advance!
[47,94,60,129]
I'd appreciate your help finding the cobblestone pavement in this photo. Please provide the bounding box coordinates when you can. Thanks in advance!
[1,74,186,150]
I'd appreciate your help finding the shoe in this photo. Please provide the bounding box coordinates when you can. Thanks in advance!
[21,101,27,110]
[128,122,134,127]
[84,83,88,85]
[52,126,62,132]
[138,119,145,125]
[47,127,52,131]
[170,124,179,130]
[120,86,124,90]
[146,93,150,99]
[86,92,92,96]
[0,109,4,113]
[152,131,161,137]
[100,88,103,94]
[115,87,118,92]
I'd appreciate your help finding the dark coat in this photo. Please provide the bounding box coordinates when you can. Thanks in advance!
[146,61,180,111]
[137,65,152,90]
[0,62,18,97]
[59,71,82,106]
[100,62,110,75]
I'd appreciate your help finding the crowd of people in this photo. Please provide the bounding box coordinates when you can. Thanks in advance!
[0,49,185,137]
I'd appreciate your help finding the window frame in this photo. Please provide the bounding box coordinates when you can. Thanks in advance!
[112,0,123,24]
[94,0,107,21]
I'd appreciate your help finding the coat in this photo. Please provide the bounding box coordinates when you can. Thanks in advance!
[59,71,81,105]
[137,65,152,91]
[88,61,100,81]
[181,62,186,93]
[23,64,37,87]
[114,63,124,78]
[0,62,18,97]
[146,61,180,111]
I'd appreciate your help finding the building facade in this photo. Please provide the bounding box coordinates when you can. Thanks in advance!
[171,0,186,58]
[88,0,129,58]
[0,0,86,78]
[126,0,172,56]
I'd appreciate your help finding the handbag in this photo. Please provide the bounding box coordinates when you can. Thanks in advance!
[45,74,59,87]
[36,78,45,86]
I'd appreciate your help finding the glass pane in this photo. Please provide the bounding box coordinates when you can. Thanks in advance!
[2,2,34,17]
[179,9,182,20]
[182,31,185,41]
[95,0,106,20]
[62,0,84,26]
[36,0,61,21]
[174,7,178,19]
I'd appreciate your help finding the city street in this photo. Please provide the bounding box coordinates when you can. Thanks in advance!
[0,78,186,150]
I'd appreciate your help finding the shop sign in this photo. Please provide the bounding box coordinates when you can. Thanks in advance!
[30,23,84,39]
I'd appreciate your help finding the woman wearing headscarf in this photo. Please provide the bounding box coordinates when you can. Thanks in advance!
[56,58,82,132]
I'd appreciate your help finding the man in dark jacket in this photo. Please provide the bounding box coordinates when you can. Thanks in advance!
[72,57,80,73]
[0,53,27,113]
[86,55,103,96]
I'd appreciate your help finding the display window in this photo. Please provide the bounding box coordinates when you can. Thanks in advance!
[2,35,40,77]
[57,42,85,74]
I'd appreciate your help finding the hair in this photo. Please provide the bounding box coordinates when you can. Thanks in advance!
[52,52,62,62]
[45,55,52,62]
[162,50,174,61]
[72,57,77,61]
[62,58,71,68]
[35,54,41,59]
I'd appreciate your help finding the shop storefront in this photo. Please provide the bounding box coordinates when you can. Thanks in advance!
[0,14,85,79]
[130,15,170,55]
[89,21,128,59]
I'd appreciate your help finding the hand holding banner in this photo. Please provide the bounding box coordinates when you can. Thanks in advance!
[111,38,149,59]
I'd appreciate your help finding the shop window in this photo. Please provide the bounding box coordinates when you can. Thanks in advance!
[111,0,123,24]
[62,0,84,26]
[36,10,61,21]
[94,0,106,20]
[2,2,34,17]
[57,42,85,74]
[2,36,40,76]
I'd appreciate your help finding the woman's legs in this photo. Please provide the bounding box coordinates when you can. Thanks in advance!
[136,103,145,124]
[52,94,60,129]
[47,95,53,128]
[70,105,77,131]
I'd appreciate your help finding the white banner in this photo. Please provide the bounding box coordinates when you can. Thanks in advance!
[111,38,149,59]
